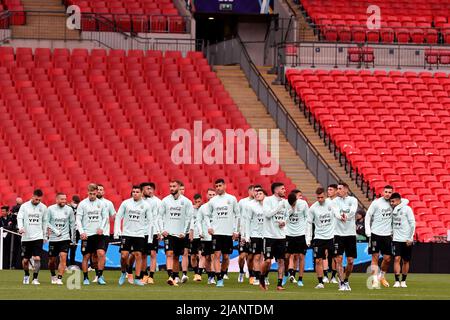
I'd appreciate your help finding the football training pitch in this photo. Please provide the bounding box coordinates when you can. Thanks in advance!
[0,270,449,300]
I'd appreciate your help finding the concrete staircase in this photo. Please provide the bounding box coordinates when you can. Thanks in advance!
[285,0,317,42]
[258,66,372,209]
[11,0,81,40]
[214,65,320,201]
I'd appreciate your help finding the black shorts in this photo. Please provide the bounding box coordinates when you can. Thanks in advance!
[104,235,110,252]
[250,237,264,254]
[286,235,307,255]
[201,240,213,256]
[392,241,413,261]
[190,238,201,254]
[369,234,392,256]
[48,240,71,257]
[81,235,107,255]
[164,235,185,256]
[239,236,250,254]
[119,236,146,253]
[312,238,334,260]
[21,240,43,259]
[334,235,357,258]
[212,235,234,255]
[183,234,191,249]
[145,235,159,254]
[263,238,286,260]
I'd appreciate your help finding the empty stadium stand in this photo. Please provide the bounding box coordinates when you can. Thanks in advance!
[286,68,450,241]
[298,0,450,44]
[0,47,294,209]
[64,0,187,33]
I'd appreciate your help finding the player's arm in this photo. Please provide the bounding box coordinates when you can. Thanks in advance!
[196,206,205,238]
[46,209,60,236]
[263,198,283,218]
[232,197,240,235]
[406,207,416,243]
[305,208,314,246]
[17,205,25,233]
[42,208,49,240]
[158,201,168,236]
[99,203,109,235]
[244,206,253,242]
[75,203,85,235]
[114,202,125,239]
[347,197,358,220]
[332,201,343,220]
[205,201,213,229]
[365,201,376,237]
[184,202,194,235]
[69,208,76,244]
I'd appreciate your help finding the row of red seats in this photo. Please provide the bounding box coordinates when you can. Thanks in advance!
[64,0,185,33]
[286,68,450,242]
[321,27,441,44]
[299,0,450,43]
[1,0,25,26]
[0,47,295,207]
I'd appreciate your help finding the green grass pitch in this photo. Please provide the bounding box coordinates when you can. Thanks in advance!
[0,270,449,300]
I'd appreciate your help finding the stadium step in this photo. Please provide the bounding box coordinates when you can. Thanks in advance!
[214,65,319,201]
[257,66,372,209]
[285,0,317,42]
[11,0,81,40]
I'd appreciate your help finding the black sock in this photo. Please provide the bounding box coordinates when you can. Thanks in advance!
[402,274,407,281]
[174,272,180,279]
[395,274,400,282]
[84,272,88,280]
[183,271,187,276]
[288,268,294,276]
[24,270,30,277]
[324,270,328,278]
[216,272,223,280]
[167,269,173,278]
[298,276,303,282]
[140,271,145,278]
[259,273,265,283]
[255,271,260,279]
[33,272,38,280]
[135,273,141,280]
[95,269,98,275]
[199,268,204,275]
[208,272,214,278]
[340,281,345,286]
[318,277,323,284]
[225,269,228,275]
[193,267,199,275]
[293,270,297,278]
[344,278,348,283]
[249,269,254,277]
[127,265,133,274]
[57,274,62,279]
[277,278,282,287]
[239,267,244,273]
[284,270,289,277]
[144,270,149,276]
[331,270,337,278]
[150,272,154,278]
[98,270,103,277]
[51,270,56,277]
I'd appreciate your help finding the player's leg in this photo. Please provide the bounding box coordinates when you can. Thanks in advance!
[259,255,271,291]
[133,250,144,286]
[141,253,149,283]
[181,247,189,283]
[82,251,91,284]
[379,237,392,287]
[127,254,136,283]
[95,248,106,284]
[91,253,99,282]
[400,257,410,287]
[119,248,129,286]
[238,251,246,283]
[191,249,200,281]
[48,249,58,284]
[172,253,180,286]
[148,234,159,283]
[282,252,290,286]
[57,251,68,284]
[322,250,329,283]
[393,255,402,287]
[298,253,305,286]
[252,253,261,285]
[247,252,254,284]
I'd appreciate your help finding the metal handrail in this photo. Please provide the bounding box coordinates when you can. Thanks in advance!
[230,35,367,209]
[283,0,297,18]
